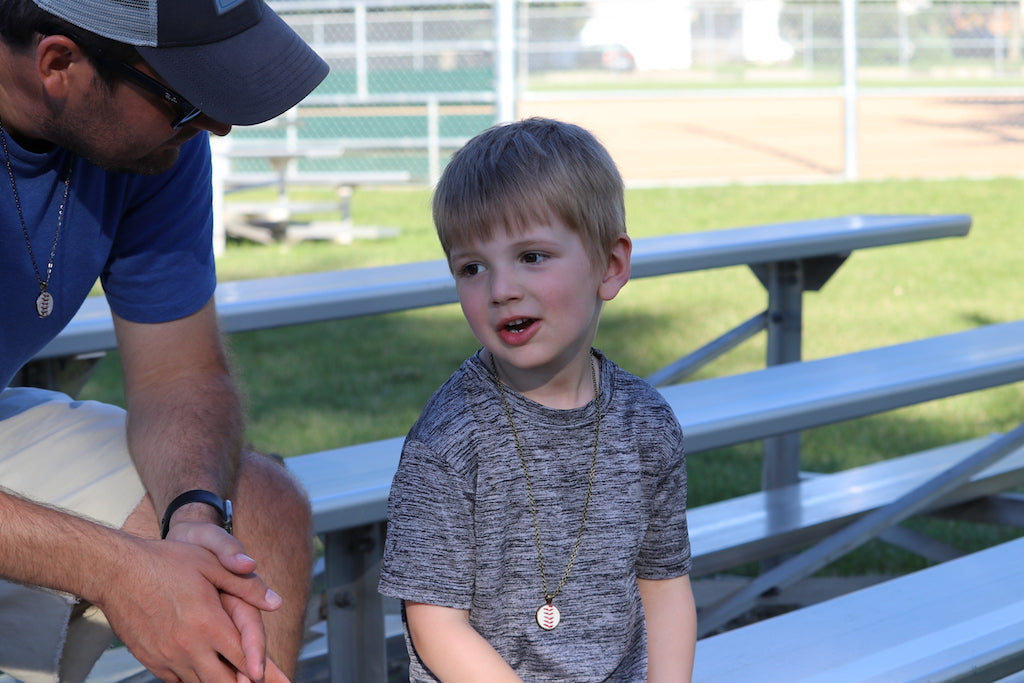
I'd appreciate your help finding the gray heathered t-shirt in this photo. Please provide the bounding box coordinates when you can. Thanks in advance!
[379,350,690,682]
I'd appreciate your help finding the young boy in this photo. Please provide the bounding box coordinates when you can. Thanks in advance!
[379,117,696,681]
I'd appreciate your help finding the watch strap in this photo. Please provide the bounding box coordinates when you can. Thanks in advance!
[160,489,233,539]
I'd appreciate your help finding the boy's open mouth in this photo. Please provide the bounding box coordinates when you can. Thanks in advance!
[503,318,535,333]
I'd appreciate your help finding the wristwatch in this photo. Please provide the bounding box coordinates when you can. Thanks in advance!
[160,489,234,539]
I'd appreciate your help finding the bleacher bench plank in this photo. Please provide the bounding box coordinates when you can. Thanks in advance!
[692,535,1024,683]
[289,436,403,536]
[61,435,1024,683]
[294,433,1024,581]
[33,214,972,362]
[688,434,1024,576]
[660,319,1024,454]
[289,318,1024,580]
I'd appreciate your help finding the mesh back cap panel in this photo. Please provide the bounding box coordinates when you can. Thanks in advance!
[33,0,158,46]
[29,0,328,125]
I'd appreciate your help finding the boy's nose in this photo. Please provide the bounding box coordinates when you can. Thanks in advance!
[489,268,523,305]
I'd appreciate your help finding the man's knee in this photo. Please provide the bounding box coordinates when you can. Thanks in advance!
[236,450,313,539]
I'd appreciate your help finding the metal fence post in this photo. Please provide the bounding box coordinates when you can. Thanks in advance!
[495,0,517,123]
[842,0,859,180]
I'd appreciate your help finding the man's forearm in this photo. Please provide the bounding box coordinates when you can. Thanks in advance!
[125,368,244,524]
[0,488,133,603]
[114,300,245,525]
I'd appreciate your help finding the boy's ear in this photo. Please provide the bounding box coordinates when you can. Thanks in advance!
[598,233,632,302]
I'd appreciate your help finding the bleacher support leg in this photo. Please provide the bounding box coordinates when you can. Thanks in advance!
[751,254,847,491]
[762,260,805,490]
[324,522,388,683]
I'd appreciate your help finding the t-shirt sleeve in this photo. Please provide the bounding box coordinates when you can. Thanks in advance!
[637,412,691,580]
[379,437,476,609]
[100,135,217,323]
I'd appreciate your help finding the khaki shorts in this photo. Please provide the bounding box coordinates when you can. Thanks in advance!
[0,388,146,683]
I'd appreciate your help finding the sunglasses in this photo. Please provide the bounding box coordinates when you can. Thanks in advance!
[109,61,203,130]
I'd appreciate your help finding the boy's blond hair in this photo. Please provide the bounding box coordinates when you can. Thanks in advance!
[433,117,625,267]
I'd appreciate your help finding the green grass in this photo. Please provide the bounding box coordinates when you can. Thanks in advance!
[79,177,1024,577]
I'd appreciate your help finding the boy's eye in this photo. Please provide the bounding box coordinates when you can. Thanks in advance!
[457,263,484,277]
[522,252,547,264]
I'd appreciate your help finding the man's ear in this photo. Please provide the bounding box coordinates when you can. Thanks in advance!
[598,232,632,302]
[35,35,87,100]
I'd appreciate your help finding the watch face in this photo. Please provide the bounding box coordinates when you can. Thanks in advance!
[222,499,234,535]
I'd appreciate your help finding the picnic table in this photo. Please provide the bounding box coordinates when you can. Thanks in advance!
[213,139,410,244]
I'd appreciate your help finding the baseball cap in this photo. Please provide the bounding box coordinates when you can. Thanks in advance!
[31,0,329,126]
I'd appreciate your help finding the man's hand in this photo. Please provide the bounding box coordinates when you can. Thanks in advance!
[172,522,288,682]
[96,526,285,683]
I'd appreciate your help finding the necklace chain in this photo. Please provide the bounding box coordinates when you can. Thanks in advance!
[492,352,600,608]
[0,117,73,318]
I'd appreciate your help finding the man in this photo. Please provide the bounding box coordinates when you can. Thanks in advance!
[0,0,329,681]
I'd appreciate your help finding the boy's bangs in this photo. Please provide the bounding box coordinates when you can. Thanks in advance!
[438,178,566,256]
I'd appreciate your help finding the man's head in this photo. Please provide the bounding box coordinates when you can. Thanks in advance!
[1,0,328,127]
[433,117,626,270]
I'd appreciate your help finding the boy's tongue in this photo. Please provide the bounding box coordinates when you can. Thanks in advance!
[499,318,539,345]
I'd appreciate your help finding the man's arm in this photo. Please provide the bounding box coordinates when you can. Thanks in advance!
[639,575,697,682]
[109,298,284,681]
[115,298,243,519]
[0,484,282,682]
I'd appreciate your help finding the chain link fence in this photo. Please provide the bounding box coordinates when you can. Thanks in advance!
[221,0,1024,195]
[224,1,498,191]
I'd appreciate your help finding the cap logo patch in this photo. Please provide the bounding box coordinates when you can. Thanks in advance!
[215,0,247,15]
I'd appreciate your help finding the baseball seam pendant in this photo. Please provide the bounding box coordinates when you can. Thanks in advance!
[36,291,54,318]
[536,601,561,630]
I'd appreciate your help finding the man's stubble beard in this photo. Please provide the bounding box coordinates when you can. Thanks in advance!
[43,121,183,175]
[40,93,186,176]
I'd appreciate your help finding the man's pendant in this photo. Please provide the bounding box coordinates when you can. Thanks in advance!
[36,291,54,318]
[536,601,561,630]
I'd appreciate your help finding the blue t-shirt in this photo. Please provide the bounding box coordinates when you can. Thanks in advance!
[1,134,217,388]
